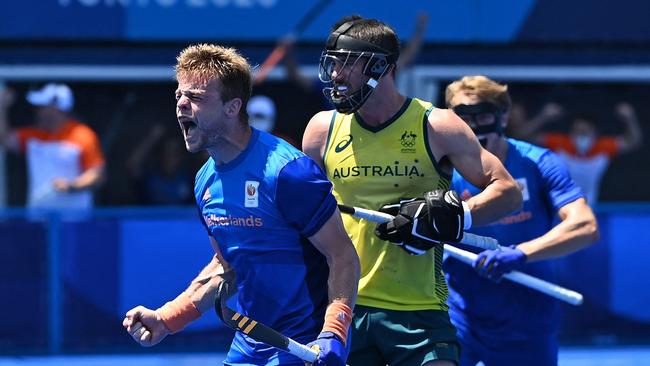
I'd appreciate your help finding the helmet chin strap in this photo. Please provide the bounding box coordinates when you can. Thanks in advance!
[328,77,379,114]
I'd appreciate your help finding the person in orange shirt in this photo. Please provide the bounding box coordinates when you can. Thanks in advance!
[0,83,105,209]
[534,103,643,204]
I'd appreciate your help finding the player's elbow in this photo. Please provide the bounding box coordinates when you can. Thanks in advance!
[582,216,600,246]
[503,179,524,214]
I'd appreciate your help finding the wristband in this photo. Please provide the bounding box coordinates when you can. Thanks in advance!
[462,201,472,230]
[156,293,201,333]
[322,302,353,344]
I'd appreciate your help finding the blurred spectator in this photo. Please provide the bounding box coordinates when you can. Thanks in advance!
[126,124,193,205]
[535,103,643,204]
[0,83,105,209]
[247,95,300,148]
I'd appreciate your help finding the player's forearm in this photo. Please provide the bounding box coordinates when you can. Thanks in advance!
[156,255,233,333]
[466,176,522,227]
[518,209,599,262]
[185,255,234,313]
[321,245,359,344]
[326,250,360,308]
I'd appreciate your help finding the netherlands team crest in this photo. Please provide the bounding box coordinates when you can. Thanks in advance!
[245,181,260,207]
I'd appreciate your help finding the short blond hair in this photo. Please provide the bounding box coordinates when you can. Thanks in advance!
[445,75,511,111]
[175,44,252,118]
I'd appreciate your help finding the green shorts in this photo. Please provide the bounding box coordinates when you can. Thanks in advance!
[348,305,459,366]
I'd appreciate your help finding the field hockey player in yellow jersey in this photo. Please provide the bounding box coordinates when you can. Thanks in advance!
[302,16,523,366]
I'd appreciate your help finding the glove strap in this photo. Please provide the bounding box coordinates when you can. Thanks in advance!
[156,292,201,333]
[322,302,353,345]
[462,201,472,230]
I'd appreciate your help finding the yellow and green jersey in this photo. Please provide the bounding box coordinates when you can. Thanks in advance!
[323,97,452,311]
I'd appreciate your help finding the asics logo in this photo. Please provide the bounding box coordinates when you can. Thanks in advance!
[335,135,353,153]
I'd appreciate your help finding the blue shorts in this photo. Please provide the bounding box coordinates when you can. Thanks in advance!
[457,325,558,366]
[224,332,316,366]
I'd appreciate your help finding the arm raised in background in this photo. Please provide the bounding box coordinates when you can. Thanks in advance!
[614,102,643,153]
[396,12,429,70]
[281,37,317,93]
[514,102,565,144]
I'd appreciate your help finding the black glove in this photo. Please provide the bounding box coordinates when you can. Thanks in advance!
[375,190,468,255]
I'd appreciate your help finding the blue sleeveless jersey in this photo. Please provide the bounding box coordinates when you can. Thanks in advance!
[194,129,336,364]
[445,138,583,338]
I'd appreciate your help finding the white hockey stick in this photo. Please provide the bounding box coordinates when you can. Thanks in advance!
[338,204,583,306]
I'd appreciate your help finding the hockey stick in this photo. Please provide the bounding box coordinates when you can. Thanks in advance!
[253,0,332,84]
[338,204,500,250]
[337,204,584,305]
[214,281,318,363]
[442,244,583,305]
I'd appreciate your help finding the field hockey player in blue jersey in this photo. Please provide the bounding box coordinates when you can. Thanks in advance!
[122,43,360,366]
[444,75,599,366]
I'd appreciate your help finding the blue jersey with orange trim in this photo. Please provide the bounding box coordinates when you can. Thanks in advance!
[194,129,336,364]
[445,138,583,337]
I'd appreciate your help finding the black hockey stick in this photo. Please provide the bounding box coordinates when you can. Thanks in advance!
[214,281,318,362]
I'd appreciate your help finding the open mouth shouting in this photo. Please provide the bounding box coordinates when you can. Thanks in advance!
[178,116,197,141]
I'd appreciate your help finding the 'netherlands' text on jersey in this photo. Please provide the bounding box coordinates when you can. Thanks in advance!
[323,97,452,311]
[445,138,583,338]
[194,128,337,364]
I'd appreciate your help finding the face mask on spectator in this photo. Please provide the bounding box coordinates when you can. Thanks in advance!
[573,135,595,155]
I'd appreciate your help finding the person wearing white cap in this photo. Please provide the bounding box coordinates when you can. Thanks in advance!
[0,83,105,209]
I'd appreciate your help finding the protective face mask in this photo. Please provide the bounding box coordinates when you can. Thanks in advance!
[250,118,274,133]
[574,135,595,155]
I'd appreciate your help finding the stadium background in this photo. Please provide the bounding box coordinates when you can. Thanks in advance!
[1,0,649,363]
